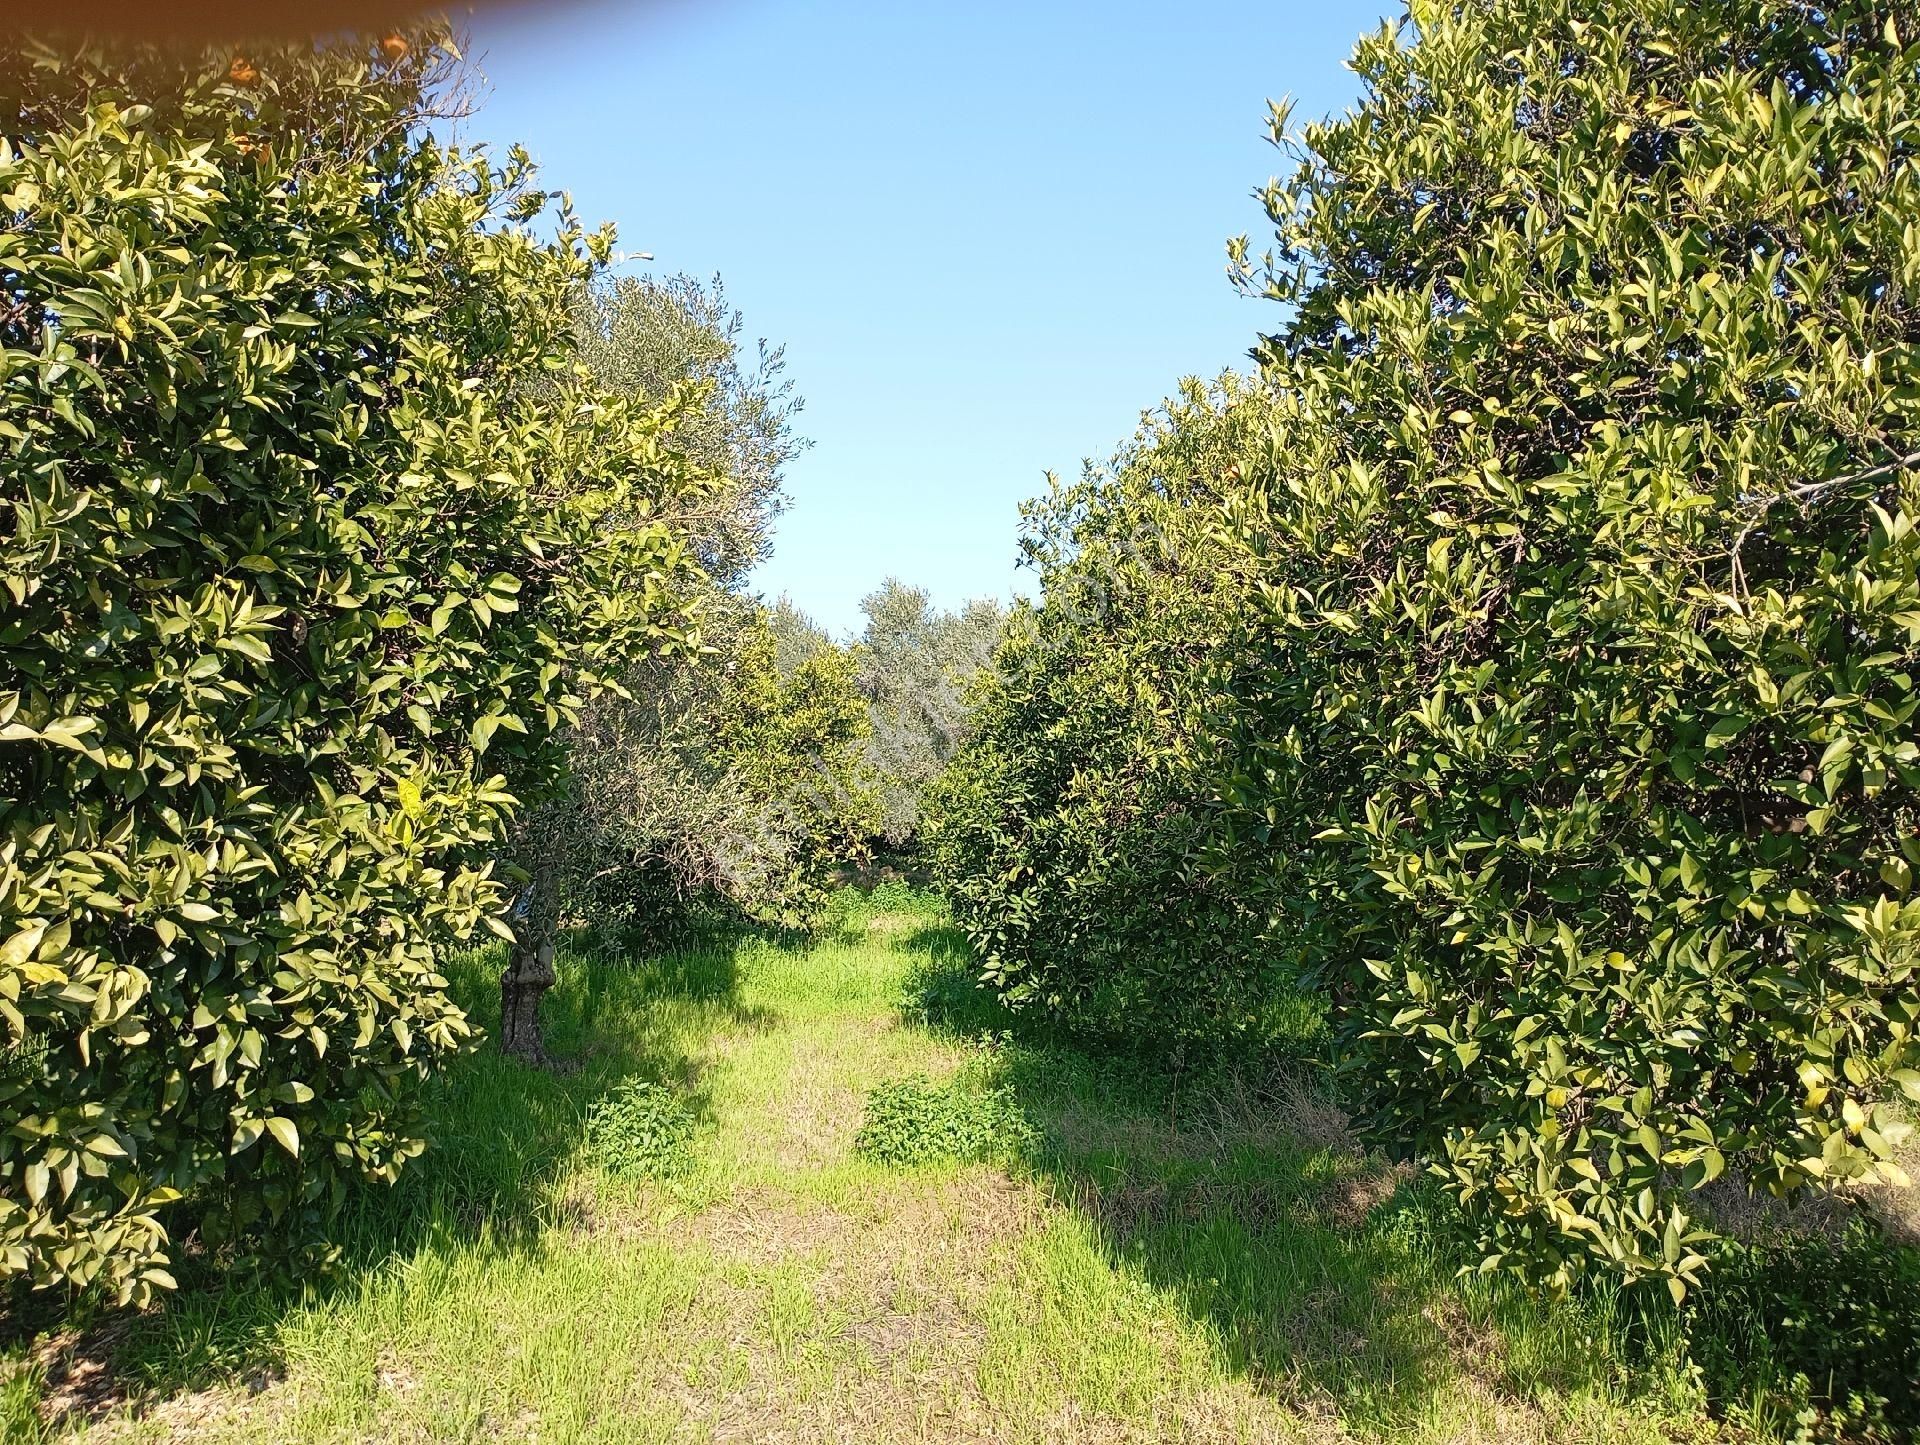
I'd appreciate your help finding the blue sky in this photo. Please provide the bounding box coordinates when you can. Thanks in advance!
[464,0,1390,635]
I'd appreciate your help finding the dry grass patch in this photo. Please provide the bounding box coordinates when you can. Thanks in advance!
[659,1171,1046,1443]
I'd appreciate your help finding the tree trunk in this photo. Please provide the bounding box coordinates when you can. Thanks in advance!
[499,810,564,1064]
[498,933,556,1064]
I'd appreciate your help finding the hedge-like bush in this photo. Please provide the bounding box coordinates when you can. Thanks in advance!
[1208,0,1920,1295]
[927,380,1280,1039]
[0,30,707,1302]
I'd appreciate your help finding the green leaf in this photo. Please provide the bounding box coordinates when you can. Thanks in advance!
[1703,715,1747,748]
[265,1117,299,1158]
[0,921,48,969]
[38,716,99,751]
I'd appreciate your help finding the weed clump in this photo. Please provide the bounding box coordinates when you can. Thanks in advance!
[1684,1221,1920,1443]
[583,1080,699,1180]
[855,1073,1036,1168]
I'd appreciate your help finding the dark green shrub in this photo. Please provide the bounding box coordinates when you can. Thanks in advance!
[1685,1223,1920,1441]
[1207,0,1920,1295]
[583,1080,699,1180]
[926,379,1288,1040]
[0,30,707,1302]
[854,1072,1037,1168]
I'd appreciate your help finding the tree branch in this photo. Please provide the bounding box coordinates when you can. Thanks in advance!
[1729,446,1920,601]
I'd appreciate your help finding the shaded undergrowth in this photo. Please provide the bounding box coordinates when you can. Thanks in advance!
[893,928,1687,1434]
[1685,1224,1920,1442]
[899,911,1920,1443]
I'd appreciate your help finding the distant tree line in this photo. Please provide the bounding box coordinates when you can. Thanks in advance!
[853,578,1003,849]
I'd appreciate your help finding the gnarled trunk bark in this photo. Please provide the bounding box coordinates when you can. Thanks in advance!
[499,809,564,1064]
[498,933,556,1063]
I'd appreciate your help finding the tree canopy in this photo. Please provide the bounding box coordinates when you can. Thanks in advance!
[932,0,1920,1300]
[0,25,710,1298]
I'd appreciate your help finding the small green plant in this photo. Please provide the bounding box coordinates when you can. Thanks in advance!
[583,1081,699,1180]
[818,880,945,935]
[855,1072,1037,1168]
[1684,1221,1920,1443]
[864,878,943,916]
[0,1353,46,1445]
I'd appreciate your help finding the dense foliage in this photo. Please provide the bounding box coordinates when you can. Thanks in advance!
[0,29,708,1301]
[856,579,1002,846]
[927,382,1278,1037]
[934,0,1920,1302]
[1205,0,1920,1296]
[565,599,878,938]
[1686,1221,1920,1440]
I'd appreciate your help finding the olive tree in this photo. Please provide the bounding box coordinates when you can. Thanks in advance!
[572,273,801,590]
[857,579,1003,845]
[493,275,876,1032]
[564,598,879,945]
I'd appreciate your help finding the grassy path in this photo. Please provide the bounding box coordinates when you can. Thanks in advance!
[19,893,1712,1444]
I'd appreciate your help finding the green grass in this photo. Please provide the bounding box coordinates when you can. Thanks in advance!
[3,891,1733,1442]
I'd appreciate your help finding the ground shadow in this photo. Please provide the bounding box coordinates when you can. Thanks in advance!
[1681,1219,1920,1438]
[907,942,1920,1440]
[12,921,783,1432]
[895,942,1656,1434]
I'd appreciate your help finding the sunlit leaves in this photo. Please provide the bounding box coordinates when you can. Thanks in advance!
[1209,0,1920,1297]
[0,27,707,1302]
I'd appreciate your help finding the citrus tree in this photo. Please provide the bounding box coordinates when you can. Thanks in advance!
[0,27,708,1301]
[928,380,1277,1038]
[1209,0,1920,1295]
